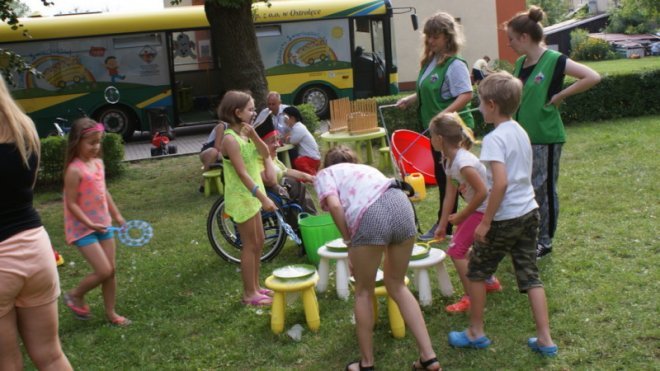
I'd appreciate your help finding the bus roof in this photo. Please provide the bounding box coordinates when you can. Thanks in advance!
[0,0,390,43]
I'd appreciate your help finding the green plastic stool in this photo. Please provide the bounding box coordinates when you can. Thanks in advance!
[202,169,223,197]
[379,146,391,170]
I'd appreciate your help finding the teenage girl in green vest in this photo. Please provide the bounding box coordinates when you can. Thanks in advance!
[506,6,600,258]
[219,91,278,307]
[396,12,475,241]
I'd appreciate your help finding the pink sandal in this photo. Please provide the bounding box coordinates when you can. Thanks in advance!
[258,288,274,297]
[63,293,91,320]
[242,294,272,307]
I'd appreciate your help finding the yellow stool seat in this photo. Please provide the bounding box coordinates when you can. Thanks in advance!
[379,147,391,170]
[202,169,223,197]
[265,273,320,334]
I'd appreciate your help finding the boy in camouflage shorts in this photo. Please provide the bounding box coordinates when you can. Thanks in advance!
[447,72,558,356]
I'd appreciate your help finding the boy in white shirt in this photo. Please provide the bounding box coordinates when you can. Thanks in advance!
[448,72,557,356]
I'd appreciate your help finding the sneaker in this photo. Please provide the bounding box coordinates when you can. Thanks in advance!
[419,222,439,241]
[536,244,552,259]
[485,277,503,293]
[445,295,470,313]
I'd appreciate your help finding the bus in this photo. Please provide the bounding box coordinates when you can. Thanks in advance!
[0,0,410,139]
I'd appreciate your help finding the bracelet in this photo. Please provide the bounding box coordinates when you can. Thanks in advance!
[251,185,259,197]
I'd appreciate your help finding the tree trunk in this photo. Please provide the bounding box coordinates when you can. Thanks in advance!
[205,0,268,109]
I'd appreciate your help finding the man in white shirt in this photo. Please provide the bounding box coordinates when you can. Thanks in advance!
[472,56,493,85]
[258,91,289,137]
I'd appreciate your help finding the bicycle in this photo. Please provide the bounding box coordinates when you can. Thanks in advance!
[206,180,306,264]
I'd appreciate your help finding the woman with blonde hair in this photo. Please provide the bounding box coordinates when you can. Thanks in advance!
[0,75,72,369]
[396,12,475,241]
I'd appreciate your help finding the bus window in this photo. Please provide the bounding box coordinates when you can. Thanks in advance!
[113,33,162,49]
[256,25,281,37]
[172,30,212,72]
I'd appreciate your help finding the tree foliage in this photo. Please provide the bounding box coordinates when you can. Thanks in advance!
[606,0,659,34]
[526,0,570,26]
[0,0,52,84]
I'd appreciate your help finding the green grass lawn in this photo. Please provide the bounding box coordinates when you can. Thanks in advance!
[583,56,660,75]
[31,115,659,370]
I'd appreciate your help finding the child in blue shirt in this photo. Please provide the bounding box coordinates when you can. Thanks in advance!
[448,72,557,356]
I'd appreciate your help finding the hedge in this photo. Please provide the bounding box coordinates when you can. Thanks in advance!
[37,133,125,188]
[374,67,660,137]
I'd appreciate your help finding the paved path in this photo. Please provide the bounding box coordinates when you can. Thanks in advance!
[123,121,329,162]
[123,124,215,162]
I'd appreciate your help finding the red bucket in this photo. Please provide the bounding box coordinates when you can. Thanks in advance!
[391,129,436,185]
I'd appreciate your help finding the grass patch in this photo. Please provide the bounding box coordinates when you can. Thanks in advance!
[582,56,660,75]
[31,116,659,370]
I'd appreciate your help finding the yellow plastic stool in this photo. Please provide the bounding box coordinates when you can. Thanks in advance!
[202,169,223,197]
[379,146,391,170]
[265,273,320,334]
[373,276,409,339]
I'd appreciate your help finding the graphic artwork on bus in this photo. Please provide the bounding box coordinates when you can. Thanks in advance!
[26,55,96,90]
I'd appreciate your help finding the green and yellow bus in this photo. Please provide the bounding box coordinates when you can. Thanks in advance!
[0,0,409,138]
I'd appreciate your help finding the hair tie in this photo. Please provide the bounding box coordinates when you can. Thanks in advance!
[81,123,105,136]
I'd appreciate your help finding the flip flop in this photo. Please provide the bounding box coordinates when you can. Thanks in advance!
[242,294,272,307]
[62,293,91,320]
[109,316,132,327]
[258,288,274,297]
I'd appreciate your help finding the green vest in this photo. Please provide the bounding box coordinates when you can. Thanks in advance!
[417,56,474,129]
[222,129,264,223]
[513,49,566,144]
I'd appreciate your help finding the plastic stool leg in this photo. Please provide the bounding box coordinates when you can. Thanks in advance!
[316,258,330,293]
[270,291,286,334]
[213,176,223,195]
[302,287,320,332]
[436,262,454,297]
[204,178,212,197]
[416,268,432,307]
[335,259,350,300]
[386,295,405,339]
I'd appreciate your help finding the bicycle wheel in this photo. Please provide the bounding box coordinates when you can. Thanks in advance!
[206,197,287,264]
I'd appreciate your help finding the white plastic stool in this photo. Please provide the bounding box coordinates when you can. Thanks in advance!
[408,248,453,306]
[316,245,350,300]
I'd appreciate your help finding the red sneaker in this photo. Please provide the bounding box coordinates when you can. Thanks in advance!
[445,296,470,313]
[485,277,502,293]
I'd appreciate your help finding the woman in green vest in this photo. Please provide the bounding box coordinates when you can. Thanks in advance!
[396,12,474,241]
[506,6,600,258]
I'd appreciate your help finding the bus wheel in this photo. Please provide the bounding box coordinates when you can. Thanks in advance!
[298,85,333,118]
[96,105,136,141]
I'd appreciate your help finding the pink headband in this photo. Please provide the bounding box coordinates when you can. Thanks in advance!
[81,123,105,136]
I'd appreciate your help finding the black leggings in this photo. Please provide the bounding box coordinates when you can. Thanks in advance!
[432,147,457,235]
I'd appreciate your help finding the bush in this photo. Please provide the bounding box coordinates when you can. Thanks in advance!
[296,103,320,134]
[37,133,125,187]
[570,29,618,61]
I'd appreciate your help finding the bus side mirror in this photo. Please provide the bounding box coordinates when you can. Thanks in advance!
[411,14,418,31]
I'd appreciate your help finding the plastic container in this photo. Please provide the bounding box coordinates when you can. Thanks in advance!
[405,172,426,202]
[391,129,436,185]
[298,213,341,265]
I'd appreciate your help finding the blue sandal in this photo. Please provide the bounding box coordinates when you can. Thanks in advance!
[448,330,491,349]
[528,337,558,357]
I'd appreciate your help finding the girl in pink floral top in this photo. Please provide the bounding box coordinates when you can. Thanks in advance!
[314,145,440,371]
[62,118,130,326]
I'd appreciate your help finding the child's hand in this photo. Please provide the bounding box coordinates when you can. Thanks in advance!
[90,222,107,233]
[433,228,446,242]
[474,221,490,244]
[448,213,465,226]
[260,197,277,212]
[302,174,315,183]
[115,215,126,227]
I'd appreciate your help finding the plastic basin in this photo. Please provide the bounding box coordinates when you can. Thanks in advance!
[391,129,436,185]
[298,213,341,265]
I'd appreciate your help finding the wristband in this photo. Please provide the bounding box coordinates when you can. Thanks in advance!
[251,185,259,197]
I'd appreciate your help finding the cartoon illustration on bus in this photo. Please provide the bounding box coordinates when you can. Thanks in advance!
[104,56,125,83]
[282,36,338,67]
[29,55,95,89]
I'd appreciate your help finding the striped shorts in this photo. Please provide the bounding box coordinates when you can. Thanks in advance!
[352,188,417,246]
